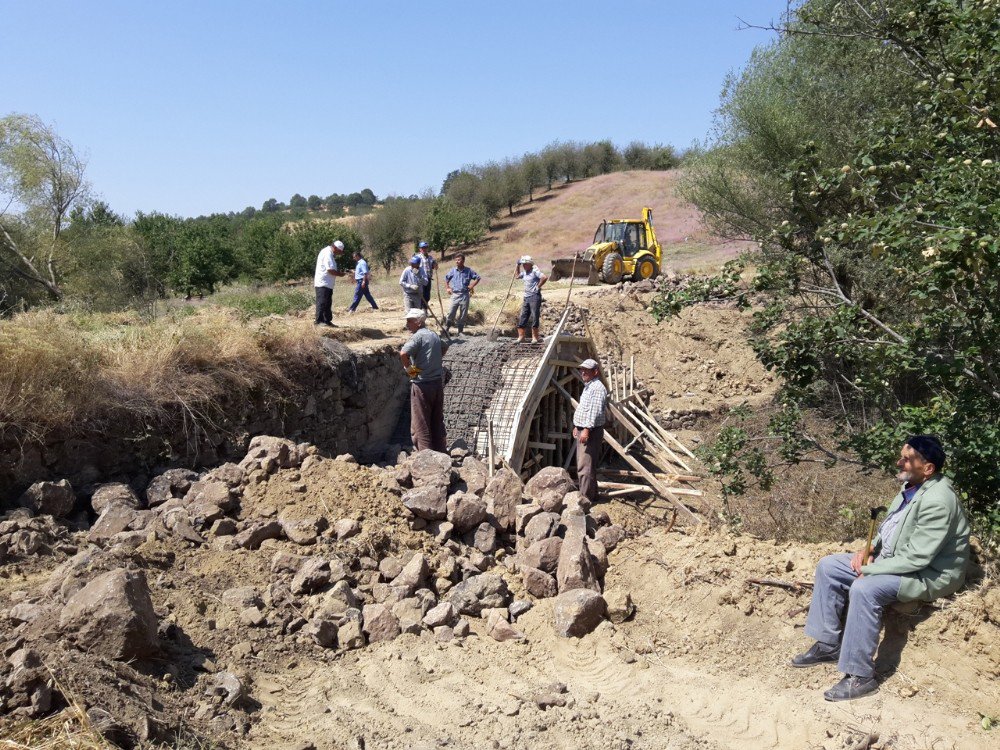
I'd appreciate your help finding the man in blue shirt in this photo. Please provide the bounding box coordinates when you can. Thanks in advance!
[399,256,426,311]
[347,250,379,313]
[400,308,449,452]
[444,253,481,336]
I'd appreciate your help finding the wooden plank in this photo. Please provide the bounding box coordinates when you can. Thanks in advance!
[619,402,692,472]
[553,380,700,525]
[557,335,594,344]
[632,400,697,459]
[528,441,557,451]
[548,358,583,368]
[600,469,702,483]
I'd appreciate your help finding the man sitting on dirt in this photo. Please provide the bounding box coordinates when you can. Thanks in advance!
[515,256,547,344]
[573,358,609,503]
[444,253,481,336]
[314,240,347,327]
[792,435,970,702]
[400,308,449,453]
[399,256,427,311]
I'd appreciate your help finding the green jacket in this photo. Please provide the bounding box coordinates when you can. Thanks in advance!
[862,474,970,602]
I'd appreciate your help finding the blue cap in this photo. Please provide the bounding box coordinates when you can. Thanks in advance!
[418,241,428,249]
[409,255,421,265]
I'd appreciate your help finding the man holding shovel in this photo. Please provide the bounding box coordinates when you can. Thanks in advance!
[791,436,970,701]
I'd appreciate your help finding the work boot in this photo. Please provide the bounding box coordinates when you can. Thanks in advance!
[516,327,526,343]
[790,641,840,667]
[823,675,879,702]
[531,328,541,344]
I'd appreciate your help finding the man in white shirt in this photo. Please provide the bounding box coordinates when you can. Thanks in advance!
[314,240,346,326]
[572,358,609,502]
[347,250,379,313]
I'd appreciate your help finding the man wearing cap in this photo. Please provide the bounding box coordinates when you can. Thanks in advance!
[572,358,609,503]
[417,242,437,309]
[444,253,481,336]
[314,240,347,326]
[791,435,970,702]
[399,256,427,311]
[347,250,379,313]
[400,309,449,452]
[515,256,547,344]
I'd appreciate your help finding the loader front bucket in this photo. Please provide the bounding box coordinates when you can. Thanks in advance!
[550,257,597,284]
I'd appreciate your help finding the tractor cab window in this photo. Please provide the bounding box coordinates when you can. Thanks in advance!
[593,221,608,244]
[622,223,644,253]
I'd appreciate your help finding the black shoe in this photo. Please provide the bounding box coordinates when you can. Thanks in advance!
[791,642,840,668]
[823,675,878,702]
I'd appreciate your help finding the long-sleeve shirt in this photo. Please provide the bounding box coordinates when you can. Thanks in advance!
[399,267,426,293]
[419,253,436,286]
[573,378,608,428]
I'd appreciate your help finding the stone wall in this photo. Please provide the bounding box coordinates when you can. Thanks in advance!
[0,339,408,504]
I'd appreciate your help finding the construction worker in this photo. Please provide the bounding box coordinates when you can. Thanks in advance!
[314,239,347,327]
[444,253,481,336]
[400,308,449,453]
[347,250,379,313]
[417,241,436,309]
[515,256,547,343]
[399,256,426,311]
[572,358,608,503]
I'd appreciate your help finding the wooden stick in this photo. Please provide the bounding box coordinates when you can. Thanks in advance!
[618,402,692,472]
[746,578,814,592]
[487,420,496,478]
[553,380,700,525]
[488,267,519,340]
[633,400,696,459]
[630,354,635,394]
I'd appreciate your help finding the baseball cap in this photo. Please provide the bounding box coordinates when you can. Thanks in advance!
[519,255,533,264]
[578,358,599,370]
[405,308,427,320]
[418,241,429,249]
[409,255,421,265]
[333,240,345,251]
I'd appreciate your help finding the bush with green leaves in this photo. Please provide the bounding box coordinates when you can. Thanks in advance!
[669,0,1000,536]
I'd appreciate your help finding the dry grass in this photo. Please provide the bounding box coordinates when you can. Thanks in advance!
[0,708,111,750]
[0,307,321,443]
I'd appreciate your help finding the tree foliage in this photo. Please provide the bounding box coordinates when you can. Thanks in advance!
[667,0,1000,533]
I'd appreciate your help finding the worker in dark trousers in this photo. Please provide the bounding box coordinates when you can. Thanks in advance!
[572,358,608,503]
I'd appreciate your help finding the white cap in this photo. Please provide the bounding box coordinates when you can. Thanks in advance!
[333,240,345,251]
[578,358,599,370]
[519,255,533,264]
[405,309,427,321]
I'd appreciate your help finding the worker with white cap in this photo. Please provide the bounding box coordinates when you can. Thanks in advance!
[314,239,347,326]
[400,308,449,452]
[515,255,547,343]
[573,357,608,503]
[399,255,427,311]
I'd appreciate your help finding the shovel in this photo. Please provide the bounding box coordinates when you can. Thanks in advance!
[488,263,520,342]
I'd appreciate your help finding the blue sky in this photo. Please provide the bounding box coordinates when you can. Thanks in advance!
[1,1,786,218]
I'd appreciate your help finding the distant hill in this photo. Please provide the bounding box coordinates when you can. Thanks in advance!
[453,170,751,278]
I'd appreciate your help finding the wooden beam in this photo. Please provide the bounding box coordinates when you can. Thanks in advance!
[528,441,557,451]
[553,380,701,525]
[557,335,594,344]
[619,402,692,472]
[549,358,584,368]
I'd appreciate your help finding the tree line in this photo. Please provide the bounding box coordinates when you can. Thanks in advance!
[0,124,685,315]
[660,0,999,532]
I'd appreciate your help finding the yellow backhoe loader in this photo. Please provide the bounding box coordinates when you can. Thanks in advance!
[550,207,662,284]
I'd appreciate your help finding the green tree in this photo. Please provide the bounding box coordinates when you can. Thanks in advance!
[289,193,307,209]
[0,114,90,301]
[361,200,411,275]
[307,194,322,210]
[521,153,545,201]
[424,198,487,257]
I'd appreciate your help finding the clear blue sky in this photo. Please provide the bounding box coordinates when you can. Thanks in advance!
[1,1,786,218]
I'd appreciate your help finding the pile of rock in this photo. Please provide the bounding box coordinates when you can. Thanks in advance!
[396,452,631,638]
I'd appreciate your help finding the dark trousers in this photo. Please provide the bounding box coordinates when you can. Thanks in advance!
[348,280,379,311]
[422,283,432,306]
[518,294,542,329]
[315,286,333,324]
[410,379,447,453]
[576,426,604,503]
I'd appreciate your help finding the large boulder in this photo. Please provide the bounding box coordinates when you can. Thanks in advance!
[520,537,562,574]
[183,480,238,513]
[58,569,158,659]
[556,519,600,593]
[291,557,331,595]
[392,553,430,597]
[87,506,139,545]
[521,566,558,599]
[484,469,523,531]
[145,469,198,507]
[457,457,489,495]
[402,484,448,521]
[522,512,561,546]
[553,589,606,638]
[446,492,487,534]
[524,468,575,513]
[448,574,510,616]
[407,450,453,487]
[18,480,75,518]
[239,436,302,473]
[362,603,400,643]
[91,483,142,514]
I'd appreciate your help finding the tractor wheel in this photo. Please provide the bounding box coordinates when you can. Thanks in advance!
[600,252,625,284]
[632,257,658,281]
